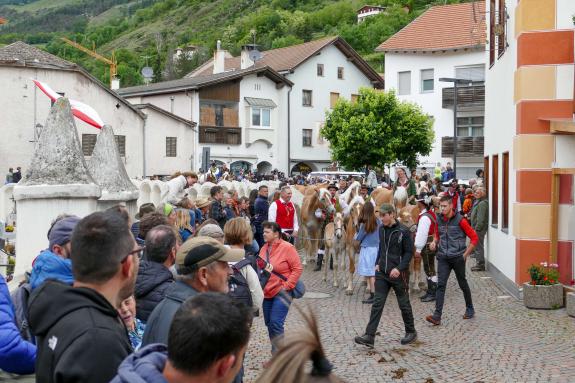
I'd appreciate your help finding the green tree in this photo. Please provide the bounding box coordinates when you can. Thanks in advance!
[321,88,434,170]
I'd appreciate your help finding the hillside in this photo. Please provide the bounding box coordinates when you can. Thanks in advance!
[0,0,472,87]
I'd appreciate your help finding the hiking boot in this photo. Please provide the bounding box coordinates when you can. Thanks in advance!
[354,334,375,348]
[471,264,485,272]
[362,293,374,304]
[425,315,441,326]
[400,332,417,345]
[313,254,323,272]
[421,280,436,302]
[463,307,475,319]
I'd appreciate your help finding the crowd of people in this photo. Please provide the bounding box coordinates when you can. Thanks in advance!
[0,162,490,382]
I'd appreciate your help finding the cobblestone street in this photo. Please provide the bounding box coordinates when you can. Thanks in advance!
[244,263,575,383]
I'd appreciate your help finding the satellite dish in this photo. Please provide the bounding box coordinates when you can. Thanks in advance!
[248,49,262,62]
[141,66,154,79]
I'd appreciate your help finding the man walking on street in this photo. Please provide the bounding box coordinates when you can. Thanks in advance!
[426,195,478,326]
[354,204,417,348]
[470,187,488,271]
[253,186,269,248]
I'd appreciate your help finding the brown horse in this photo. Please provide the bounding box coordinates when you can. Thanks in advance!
[300,187,333,265]
[371,187,393,207]
[343,195,364,295]
[397,204,425,293]
[322,212,346,287]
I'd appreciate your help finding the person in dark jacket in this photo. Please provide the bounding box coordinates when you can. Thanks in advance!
[470,187,488,271]
[135,225,177,322]
[354,203,417,348]
[252,185,269,248]
[0,274,36,375]
[141,237,243,346]
[426,194,478,326]
[28,211,140,383]
[209,185,228,228]
[111,293,252,383]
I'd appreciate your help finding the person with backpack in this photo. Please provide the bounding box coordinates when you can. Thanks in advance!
[224,218,264,314]
[414,193,439,302]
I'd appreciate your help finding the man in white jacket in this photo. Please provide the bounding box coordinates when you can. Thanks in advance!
[161,172,198,205]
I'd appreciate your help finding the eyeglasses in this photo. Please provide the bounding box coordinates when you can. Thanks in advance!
[121,246,145,263]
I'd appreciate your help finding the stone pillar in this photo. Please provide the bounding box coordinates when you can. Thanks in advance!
[87,125,139,217]
[13,98,101,278]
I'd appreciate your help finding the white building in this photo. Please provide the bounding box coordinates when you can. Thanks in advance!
[484,0,575,295]
[185,36,384,174]
[0,42,190,179]
[357,5,386,23]
[377,2,486,180]
[119,66,292,175]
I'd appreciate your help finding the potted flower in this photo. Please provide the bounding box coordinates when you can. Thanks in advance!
[523,262,564,309]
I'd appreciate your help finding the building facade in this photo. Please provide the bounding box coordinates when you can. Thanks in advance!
[484,0,575,294]
[377,2,486,180]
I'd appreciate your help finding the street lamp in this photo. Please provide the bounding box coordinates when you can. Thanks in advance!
[439,77,475,179]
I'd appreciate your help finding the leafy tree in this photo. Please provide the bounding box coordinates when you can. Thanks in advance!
[321,88,434,170]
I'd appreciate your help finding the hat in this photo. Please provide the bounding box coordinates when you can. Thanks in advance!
[176,237,244,272]
[196,198,210,209]
[197,224,224,239]
[162,203,174,217]
[135,203,155,219]
[327,183,338,191]
[48,216,81,250]
[415,192,432,205]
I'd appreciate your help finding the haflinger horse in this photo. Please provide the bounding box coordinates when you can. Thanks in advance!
[343,195,364,295]
[339,180,361,211]
[322,212,346,287]
[394,186,425,293]
[300,187,334,266]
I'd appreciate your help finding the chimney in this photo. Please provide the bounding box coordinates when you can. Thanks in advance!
[240,44,257,69]
[111,77,120,90]
[213,40,225,74]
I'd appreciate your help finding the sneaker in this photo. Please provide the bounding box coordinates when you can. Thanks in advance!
[400,332,417,345]
[425,315,441,326]
[354,334,375,348]
[362,296,374,304]
[421,294,436,303]
[463,307,475,319]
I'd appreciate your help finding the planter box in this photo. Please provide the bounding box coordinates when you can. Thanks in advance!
[523,283,564,309]
[567,293,575,317]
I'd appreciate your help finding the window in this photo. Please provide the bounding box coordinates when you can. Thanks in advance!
[398,71,411,95]
[337,67,344,79]
[317,64,324,77]
[489,0,495,66]
[302,129,312,147]
[252,108,271,127]
[492,154,499,226]
[420,69,434,92]
[82,134,97,156]
[455,65,485,83]
[498,0,507,57]
[114,135,126,157]
[166,137,177,157]
[302,90,312,106]
[457,116,484,137]
[351,94,359,103]
[330,92,340,109]
[502,152,509,231]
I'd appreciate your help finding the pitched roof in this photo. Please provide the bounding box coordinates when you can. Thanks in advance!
[187,36,384,88]
[134,104,196,127]
[117,66,292,97]
[376,1,486,53]
[0,41,77,69]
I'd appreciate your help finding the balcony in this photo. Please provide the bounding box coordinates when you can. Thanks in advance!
[442,85,485,110]
[199,126,242,145]
[441,136,484,158]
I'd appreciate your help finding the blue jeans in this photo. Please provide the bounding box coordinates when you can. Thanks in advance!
[262,294,291,353]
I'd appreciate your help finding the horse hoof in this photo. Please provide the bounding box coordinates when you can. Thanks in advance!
[345,290,353,296]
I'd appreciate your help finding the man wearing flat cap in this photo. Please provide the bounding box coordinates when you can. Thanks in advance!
[142,237,244,346]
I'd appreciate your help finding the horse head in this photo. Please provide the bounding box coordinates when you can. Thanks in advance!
[318,188,335,214]
[342,180,361,205]
[334,212,344,239]
[347,195,365,231]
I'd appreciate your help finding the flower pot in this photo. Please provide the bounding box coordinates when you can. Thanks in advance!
[523,282,564,309]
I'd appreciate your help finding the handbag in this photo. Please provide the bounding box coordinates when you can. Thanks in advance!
[263,243,306,299]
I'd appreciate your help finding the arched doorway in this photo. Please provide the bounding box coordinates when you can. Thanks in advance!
[257,161,272,175]
[230,161,252,176]
[290,162,314,176]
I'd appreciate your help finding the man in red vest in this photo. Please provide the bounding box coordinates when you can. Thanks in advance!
[414,193,438,302]
[267,186,298,244]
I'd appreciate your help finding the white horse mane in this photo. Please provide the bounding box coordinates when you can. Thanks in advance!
[344,195,365,216]
[318,188,332,205]
[394,186,408,205]
[341,180,360,203]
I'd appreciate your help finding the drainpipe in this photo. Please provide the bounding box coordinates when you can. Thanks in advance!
[186,90,196,170]
[142,114,148,177]
[287,86,292,175]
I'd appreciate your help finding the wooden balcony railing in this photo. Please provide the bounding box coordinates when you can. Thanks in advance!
[441,136,484,158]
[442,85,485,109]
[199,126,241,145]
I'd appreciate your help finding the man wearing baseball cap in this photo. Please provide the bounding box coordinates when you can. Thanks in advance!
[142,237,244,346]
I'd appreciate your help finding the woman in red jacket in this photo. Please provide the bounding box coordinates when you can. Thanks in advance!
[258,221,303,353]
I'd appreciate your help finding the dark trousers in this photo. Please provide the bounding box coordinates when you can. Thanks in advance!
[433,256,473,318]
[254,230,264,249]
[366,273,415,336]
[263,295,291,353]
[421,246,436,278]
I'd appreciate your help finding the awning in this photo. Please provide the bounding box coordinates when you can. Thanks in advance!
[244,97,277,108]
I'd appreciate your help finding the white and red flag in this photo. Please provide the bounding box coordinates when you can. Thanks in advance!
[32,79,105,129]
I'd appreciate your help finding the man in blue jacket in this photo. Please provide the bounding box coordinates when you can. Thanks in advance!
[252,185,269,248]
[0,274,36,375]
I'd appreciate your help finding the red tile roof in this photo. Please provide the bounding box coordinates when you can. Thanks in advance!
[376,1,486,53]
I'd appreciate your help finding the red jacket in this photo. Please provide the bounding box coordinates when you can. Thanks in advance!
[258,239,302,299]
[275,200,295,230]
